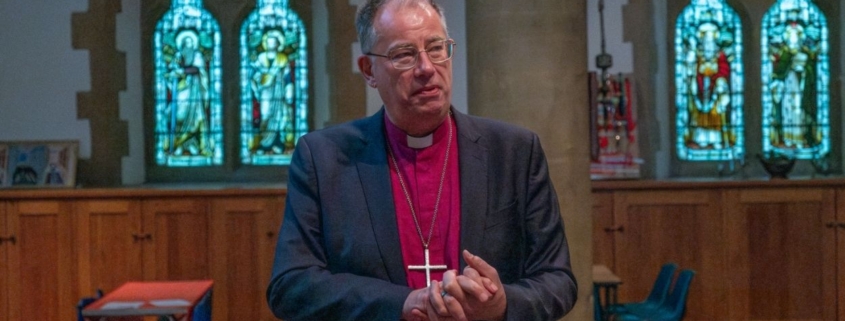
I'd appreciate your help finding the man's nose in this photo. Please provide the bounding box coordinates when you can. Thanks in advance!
[414,51,436,75]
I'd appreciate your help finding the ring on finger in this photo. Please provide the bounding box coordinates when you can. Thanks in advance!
[440,289,448,298]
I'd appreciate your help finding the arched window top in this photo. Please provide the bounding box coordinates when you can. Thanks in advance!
[257,0,289,7]
[239,0,309,165]
[674,0,744,161]
[172,0,203,7]
[761,0,829,159]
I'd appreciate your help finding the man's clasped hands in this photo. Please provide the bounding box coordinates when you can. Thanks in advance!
[402,250,507,321]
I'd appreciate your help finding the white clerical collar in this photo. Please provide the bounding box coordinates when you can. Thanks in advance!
[406,134,433,149]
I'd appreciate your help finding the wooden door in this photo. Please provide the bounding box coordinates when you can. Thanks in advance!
[724,188,836,321]
[592,192,615,268]
[613,190,726,321]
[6,200,75,321]
[210,196,283,321]
[142,198,210,281]
[74,200,143,296]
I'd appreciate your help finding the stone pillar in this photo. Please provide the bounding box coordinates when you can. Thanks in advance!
[73,0,128,187]
[465,1,592,320]
[326,0,367,126]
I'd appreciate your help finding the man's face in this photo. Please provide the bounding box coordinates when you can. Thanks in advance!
[359,3,453,136]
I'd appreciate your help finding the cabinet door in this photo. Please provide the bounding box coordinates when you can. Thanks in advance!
[6,201,75,321]
[724,188,836,321]
[0,202,7,321]
[613,190,726,321]
[75,200,143,296]
[142,198,210,281]
[836,190,845,321]
[592,192,615,268]
[210,196,283,321]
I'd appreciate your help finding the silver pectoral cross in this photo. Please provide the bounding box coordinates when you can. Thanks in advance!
[407,247,448,287]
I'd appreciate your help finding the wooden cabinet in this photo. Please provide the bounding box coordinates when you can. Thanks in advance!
[592,192,615,269]
[0,200,75,321]
[210,197,283,321]
[0,187,285,321]
[0,202,6,321]
[593,179,845,321]
[724,188,836,320]
[599,189,727,321]
[142,198,211,281]
[839,190,845,321]
[75,200,144,296]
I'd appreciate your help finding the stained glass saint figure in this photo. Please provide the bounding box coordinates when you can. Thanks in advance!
[675,0,744,161]
[240,0,309,165]
[762,0,829,159]
[154,0,223,166]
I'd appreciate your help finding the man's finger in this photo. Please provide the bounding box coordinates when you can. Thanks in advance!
[411,308,430,321]
[455,275,489,302]
[440,272,469,321]
[463,250,500,283]
[430,280,450,316]
[443,270,469,301]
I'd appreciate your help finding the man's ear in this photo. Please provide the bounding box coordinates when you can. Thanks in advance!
[357,55,378,88]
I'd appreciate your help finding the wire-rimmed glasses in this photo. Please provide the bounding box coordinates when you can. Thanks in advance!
[366,39,456,70]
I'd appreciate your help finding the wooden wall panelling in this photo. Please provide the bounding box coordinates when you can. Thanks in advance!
[74,200,143,297]
[592,192,615,269]
[142,198,210,281]
[724,188,836,321]
[209,196,283,321]
[612,190,726,321]
[6,201,75,321]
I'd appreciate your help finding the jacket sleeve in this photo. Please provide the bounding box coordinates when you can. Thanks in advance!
[266,137,412,321]
[501,133,578,320]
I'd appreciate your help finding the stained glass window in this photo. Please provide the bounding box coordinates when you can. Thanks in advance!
[153,0,223,166]
[240,0,309,165]
[675,0,744,161]
[761,0,829,159]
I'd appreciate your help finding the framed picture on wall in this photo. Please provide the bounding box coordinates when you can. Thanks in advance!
[0,140,78,188]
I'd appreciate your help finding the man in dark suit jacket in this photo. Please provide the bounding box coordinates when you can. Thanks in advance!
[267,1,577,320]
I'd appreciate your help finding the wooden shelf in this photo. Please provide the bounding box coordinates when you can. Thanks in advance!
[0,185,287,200]
[592,176,845,191]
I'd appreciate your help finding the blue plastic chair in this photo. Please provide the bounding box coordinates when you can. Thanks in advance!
[612,269,696,321]
[606,262,678,316]
[76,289,103,321]
[191,288,213,321]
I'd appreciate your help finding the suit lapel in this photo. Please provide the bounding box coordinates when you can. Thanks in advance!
[454,111,488,269]
[356,110,408,285]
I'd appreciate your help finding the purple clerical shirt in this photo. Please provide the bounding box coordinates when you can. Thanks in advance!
[384,114,462,289]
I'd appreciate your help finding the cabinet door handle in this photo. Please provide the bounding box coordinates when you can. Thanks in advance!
[603,226,624,233]
[6,235,15,245]
[838,222,845,229]
[826,222,837,228]
[132,233,153,241]
[266,231,275,238]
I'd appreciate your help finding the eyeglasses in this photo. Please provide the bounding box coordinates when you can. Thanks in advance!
[366,39,456,70]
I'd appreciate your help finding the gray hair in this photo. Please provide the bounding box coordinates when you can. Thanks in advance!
[356,0,448,54]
